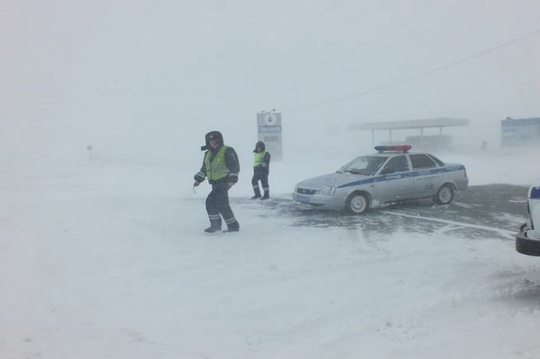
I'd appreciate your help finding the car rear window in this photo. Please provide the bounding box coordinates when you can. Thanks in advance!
[428,154,445,166]
[410,154,438,169]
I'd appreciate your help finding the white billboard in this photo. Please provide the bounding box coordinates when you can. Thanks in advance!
[501,117,540,147]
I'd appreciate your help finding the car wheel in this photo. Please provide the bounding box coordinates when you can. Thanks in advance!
[346,193,370,214]
[433,184,454,205]
[516,231,540,256]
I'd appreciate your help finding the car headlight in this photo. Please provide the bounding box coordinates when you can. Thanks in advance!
[317,186,336,196]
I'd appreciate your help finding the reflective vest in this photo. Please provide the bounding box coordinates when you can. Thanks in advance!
[205,145,229,181]
[253,151,267,167]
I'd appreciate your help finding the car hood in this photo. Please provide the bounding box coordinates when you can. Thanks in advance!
[295,172,370,190]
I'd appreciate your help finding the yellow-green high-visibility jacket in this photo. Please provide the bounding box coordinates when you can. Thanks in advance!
[205,145,229,181]
[253,151,267,167]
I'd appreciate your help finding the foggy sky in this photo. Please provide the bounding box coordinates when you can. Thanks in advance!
[1,0,539,164]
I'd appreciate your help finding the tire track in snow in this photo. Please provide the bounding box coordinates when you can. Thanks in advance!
[381,210,516,239]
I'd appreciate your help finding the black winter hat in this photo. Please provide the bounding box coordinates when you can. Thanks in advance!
[253,141,265,152]
[200,131,224,151]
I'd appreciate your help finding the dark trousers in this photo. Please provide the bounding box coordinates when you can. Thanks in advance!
[251,171,269,196]
[206,182,239,230]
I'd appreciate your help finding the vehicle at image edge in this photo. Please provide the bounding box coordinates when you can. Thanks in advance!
[292,145,469,214]
[516,186,540,256]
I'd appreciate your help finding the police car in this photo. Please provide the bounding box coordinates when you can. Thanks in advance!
[516,186,540,256]
[292,145,469,214]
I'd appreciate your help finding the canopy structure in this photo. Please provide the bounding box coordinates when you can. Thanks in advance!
[348,117,470,149]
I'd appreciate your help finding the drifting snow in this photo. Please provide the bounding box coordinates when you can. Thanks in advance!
[1,150,539,359]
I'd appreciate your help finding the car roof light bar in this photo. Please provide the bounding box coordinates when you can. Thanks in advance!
[374,145,412,153]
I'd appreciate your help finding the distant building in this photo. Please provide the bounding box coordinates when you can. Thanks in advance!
[501,117,540,147]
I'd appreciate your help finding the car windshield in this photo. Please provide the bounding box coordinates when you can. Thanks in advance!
[338,156,387,175]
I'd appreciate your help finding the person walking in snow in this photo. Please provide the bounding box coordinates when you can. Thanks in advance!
[193,131,240,233]
[251,141,271,200]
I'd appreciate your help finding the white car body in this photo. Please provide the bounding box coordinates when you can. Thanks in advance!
[516,186,540,256]
[292,145,469,214]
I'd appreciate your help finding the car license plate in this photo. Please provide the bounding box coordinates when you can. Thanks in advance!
[294,194,310,204]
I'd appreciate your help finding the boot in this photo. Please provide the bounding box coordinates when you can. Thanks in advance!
[204,217,222,233]
[223,221,240,232]
[261,190,269,200]
[251,187,261,199]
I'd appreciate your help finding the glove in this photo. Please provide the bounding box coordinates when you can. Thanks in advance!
[193,181,200,187]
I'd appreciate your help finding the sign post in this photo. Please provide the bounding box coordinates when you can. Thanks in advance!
[257,111,283,161]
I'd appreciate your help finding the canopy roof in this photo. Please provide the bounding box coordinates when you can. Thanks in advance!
[348,117,470,131]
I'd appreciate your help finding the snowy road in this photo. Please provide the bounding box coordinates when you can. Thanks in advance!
[241,183,529,240]
[2,162,539,359]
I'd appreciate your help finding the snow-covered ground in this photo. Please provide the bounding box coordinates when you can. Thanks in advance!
[1,146,539,359]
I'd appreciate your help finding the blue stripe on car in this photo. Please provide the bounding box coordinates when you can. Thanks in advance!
[337,165,464,189]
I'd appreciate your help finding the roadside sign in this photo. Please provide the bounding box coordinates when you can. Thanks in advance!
[257,112,283,161]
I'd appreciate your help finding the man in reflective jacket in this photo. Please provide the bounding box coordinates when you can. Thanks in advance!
[193,131,240,233]
[251,141,271,200]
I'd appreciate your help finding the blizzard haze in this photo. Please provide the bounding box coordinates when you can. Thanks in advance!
[1,0,540,167]
[1,2,540,358]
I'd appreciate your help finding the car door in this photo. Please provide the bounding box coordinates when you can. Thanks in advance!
[409,153,442,197]
[373,155,414,202]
